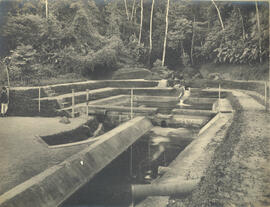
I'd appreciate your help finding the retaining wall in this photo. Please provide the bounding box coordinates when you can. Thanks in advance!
[185,79,266,96]
[7,80,159,116]
[8,89,59,116]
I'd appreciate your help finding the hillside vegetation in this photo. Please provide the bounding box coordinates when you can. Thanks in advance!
[0,0,269,85]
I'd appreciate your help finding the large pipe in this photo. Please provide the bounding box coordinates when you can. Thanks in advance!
[131,179,199,199]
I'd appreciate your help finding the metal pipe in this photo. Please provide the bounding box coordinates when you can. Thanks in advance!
[131,179,199,199]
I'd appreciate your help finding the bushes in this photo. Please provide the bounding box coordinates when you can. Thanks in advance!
[9,44,38,83]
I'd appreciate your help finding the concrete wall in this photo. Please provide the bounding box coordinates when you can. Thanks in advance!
[8,89,59,116]
[0,116,153,207]
[7,80,159,117]
[185,79,265,96]
[48,80,159,96]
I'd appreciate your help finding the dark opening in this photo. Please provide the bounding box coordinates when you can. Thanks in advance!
[161,120,167,128]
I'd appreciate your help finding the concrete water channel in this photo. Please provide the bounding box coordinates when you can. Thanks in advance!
[60,83,229,207]
[0,80,233,207]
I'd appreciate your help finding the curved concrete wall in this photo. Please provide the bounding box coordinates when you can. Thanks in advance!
[0,117,153,207]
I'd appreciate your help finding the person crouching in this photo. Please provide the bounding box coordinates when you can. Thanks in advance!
[0,87,9,117]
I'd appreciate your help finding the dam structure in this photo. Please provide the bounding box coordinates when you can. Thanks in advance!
[0,79,238,207]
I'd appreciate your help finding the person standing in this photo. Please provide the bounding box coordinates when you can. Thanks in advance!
[0,87,9,117]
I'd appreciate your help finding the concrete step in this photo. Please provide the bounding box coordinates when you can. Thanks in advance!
[190,90,227,98]
[57,95,128,115]
[86,105,158,115]
[38,88,123,110]
[152,114,211,129]
[119,87,179,97]
[176,103,213,110]
[172,109,216,116]
[170,114,210,128]
[88,95,128,106]
[184,97,217,105]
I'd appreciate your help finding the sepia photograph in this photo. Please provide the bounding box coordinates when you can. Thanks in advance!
[0,0,269,206]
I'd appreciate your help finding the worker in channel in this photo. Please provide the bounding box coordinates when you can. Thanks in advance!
[0,86,9,117]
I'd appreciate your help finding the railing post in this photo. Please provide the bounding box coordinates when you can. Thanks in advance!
[86,89,89,117]
[38,87,41,113]
[148,139,151,171]
[265,81,267,111]
[72,89,75,118]
[119,113,122,123]
[269,81,270,112]
[131,185,134,207]
[131,88,134,119]
[130,145,133,177]
[218,83,221,113]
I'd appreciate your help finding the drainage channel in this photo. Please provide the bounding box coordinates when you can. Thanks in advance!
[58,89,218,207]
[60,118,203,207]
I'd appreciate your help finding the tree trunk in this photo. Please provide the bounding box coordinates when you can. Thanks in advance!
[238,7,245,40]
[134,3,137,23]
[269,0,270,111]
[138,0,144,45]
[124,0,129,20]
[131,0,136,21]
[162,0,170,67]
[190,16,195,66]
[45,0,48,19]
[255,0,262,63]
[211,0,224,31]
[149,0,155,65]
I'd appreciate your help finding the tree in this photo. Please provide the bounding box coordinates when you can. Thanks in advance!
[124,0,129,20]
[138,0,143,45]
[190,16,195,65]
[162,0,170,67]
[238,7,245,40]
[149,0,155,65]
[8,44,38,83]
[255,0,262,63]
[45,0,48,19]
[211,0,225,31]
[130,0,136,21]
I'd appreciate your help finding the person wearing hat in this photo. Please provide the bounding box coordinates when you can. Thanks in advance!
[0,87,9,117]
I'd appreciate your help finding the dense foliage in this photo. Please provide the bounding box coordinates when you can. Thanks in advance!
[0,0,269,84]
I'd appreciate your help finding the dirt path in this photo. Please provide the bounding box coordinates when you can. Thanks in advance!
[168,91,270,207]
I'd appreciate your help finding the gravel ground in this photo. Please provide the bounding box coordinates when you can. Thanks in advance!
[168,91,270,207]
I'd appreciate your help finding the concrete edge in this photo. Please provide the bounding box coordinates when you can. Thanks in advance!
[47,137,100,149]
[135,112,235,207]
[11,79,159,91]
[198,113,221,136]
[0,116,153,207]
